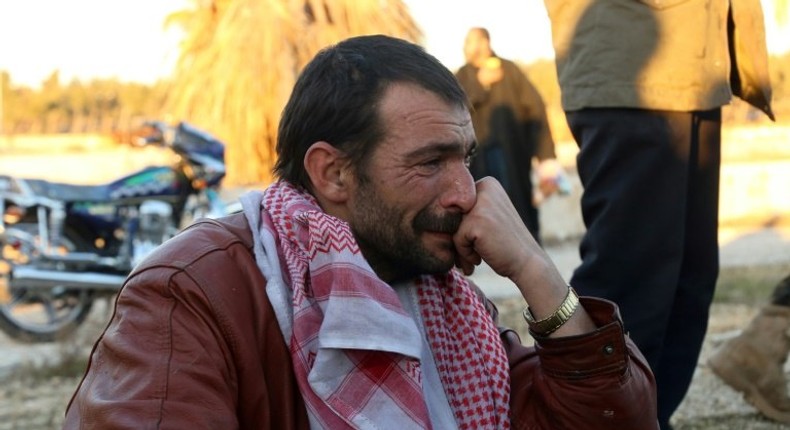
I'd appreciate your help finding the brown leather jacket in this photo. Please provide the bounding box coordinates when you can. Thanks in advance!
[64,214,658,429]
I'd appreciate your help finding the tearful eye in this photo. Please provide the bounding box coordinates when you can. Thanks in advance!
[413,157,443,175]
[422,158,442,168]
[465,148,478,168]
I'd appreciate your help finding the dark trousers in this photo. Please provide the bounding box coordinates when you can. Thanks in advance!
[567,108,721,429]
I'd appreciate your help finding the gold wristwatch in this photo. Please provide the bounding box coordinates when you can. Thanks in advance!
[522,287,580,336]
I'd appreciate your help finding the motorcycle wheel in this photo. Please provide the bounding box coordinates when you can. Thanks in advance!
[0,226,94,343]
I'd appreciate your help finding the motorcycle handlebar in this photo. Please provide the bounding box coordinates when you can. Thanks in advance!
[136,121,225,163]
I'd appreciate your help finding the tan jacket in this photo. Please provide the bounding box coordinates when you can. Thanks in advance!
[64,214,658,429]
[545,0,774,119]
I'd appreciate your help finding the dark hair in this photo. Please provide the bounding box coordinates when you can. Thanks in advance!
[274,34,469,189]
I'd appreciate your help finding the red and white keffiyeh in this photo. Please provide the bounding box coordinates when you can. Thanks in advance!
[259,180,510,429]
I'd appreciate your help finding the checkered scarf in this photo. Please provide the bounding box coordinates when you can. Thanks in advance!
[259,180,510,429]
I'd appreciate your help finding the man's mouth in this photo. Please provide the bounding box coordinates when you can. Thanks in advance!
[425,231,454,240]
[422,231,457,254]
[413,210,462,235]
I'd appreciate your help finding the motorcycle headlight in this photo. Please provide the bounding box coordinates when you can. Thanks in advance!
[3,205,25,225]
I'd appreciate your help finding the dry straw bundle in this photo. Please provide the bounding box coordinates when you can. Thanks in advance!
[164,0,422,185]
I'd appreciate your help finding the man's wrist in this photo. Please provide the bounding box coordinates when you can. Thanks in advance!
[523,287,580,337]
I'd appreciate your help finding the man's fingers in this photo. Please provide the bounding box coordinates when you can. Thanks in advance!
[455,253,480,276]
[454,232,481,275]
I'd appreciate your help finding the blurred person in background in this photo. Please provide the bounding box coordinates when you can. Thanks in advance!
[455,27,563,244]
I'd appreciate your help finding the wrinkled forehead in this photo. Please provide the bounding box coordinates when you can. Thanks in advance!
[375,83,474,153]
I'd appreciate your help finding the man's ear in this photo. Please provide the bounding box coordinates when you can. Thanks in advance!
[304,141,351,204]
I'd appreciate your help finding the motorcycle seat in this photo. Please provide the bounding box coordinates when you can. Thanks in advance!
[24,179,113,203]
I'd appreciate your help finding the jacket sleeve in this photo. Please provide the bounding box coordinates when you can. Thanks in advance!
[64,214,309,430]
[728,0,774,120]
[62,266,242,429]
[498,297,659,429]
[63,217,309,430]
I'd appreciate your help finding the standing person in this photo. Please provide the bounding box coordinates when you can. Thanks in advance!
[543,0,774,428]
[709,274,790,423]
[64,35,658,429]
[455,27,561,241]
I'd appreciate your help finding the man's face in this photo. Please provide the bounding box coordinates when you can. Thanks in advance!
[346,83,477,282]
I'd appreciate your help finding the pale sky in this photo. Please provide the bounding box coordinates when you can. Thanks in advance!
[0,0,185,87]
[0,0,788,88]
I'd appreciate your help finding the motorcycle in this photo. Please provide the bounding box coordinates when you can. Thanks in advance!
[0,121,228,342]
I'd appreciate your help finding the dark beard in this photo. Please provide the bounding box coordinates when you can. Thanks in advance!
[413,208,462,235]
[350,184,462,283]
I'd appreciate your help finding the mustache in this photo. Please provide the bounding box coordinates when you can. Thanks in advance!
[413,210,463,234]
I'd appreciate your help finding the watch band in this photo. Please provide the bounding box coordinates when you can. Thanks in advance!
[522,287,580,336]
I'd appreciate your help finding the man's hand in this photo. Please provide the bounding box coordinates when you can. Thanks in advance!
[476,57,504,89]
[536,159,562,198]
[453,177,596,337]
[453,177,550,283]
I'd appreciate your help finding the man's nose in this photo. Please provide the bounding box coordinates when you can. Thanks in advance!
[440,168,476,213]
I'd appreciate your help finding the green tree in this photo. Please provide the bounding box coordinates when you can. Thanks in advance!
[164,0,422,185]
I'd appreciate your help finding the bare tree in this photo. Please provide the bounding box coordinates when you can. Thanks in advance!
[164,0,422,185]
